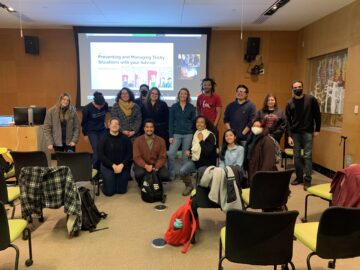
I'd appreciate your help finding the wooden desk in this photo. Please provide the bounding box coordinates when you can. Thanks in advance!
[0,125,47,152]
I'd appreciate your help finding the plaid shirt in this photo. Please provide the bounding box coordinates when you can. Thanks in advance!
[19,166,82,234]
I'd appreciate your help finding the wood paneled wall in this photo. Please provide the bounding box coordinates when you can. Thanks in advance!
[296,1,360,171]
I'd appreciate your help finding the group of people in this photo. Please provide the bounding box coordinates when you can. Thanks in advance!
[43,78,321,197]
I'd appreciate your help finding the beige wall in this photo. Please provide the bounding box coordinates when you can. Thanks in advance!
[296,0,360,171]
[0,28,298,153]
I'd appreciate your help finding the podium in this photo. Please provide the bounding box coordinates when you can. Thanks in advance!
[0,125,47,152]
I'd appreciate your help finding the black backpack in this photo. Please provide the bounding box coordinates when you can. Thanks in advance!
[78,187,107,231]
[141,172,166,203]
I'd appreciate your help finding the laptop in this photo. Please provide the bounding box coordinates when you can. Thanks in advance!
[0,115,14,127]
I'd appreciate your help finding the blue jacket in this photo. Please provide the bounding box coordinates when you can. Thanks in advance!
[169,102,196,137]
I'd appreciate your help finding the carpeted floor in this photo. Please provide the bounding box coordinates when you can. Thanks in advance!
[1,168,359,270]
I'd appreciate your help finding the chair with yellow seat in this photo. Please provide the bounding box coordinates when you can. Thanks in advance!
[0,201,33,270]
[0,147,15,180]
[241,170,294,211]
[294,207,360,270]
[0,170,20,219]
[301,182,332,222]
[218,209,298,270]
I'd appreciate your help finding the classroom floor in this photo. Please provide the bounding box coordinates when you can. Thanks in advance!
[1,166,359,270]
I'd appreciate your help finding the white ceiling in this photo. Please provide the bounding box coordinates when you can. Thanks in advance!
[0,0,355,30]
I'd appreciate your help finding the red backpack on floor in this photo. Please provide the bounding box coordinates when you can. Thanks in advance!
[164,198,198,253]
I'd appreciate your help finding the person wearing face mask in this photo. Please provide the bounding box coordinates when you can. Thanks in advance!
[285,80,321,190]
[179,115,217,196]
[135,84,149,108]
[44,92,80,152]
[244,120,277,184]
[81,91,109,172]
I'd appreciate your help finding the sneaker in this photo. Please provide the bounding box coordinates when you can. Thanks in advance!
[291,178,303,185]
[182,185,193,196]
[303,181,311,191]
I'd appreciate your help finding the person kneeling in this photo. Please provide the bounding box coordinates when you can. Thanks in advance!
[180,115,217,196]
[97,117,132,196]
[133,119,169,187]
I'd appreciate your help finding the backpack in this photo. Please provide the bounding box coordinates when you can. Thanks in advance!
[0,148,14,175]
[141,172,165,203]
[268,135,282,164]
[78,187,107,231]
[164,198,198,253]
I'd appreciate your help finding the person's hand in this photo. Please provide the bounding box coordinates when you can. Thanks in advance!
[313,132,319,137]
[288,136,294,147]
[197,132,203,141]
[186,150,191,157]
[123,130,130,136]
[117,163,124,173]
[69,141,76,147]
[144,164,153,173]
[169,138,174,144]
[112,164,118,173]
[84,136,89,143]
[128,131,135,137]
[47,145,54,151]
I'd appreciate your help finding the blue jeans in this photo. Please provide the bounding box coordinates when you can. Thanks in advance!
[179,160,197,177]
[101,164,130,196]
[292,132,313,182]
[167,134,193,180]
[88,131,106,171]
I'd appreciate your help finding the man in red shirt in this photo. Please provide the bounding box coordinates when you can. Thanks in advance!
[196,78,222,128]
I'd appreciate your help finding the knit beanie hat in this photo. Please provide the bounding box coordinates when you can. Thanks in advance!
[94,91,105,106]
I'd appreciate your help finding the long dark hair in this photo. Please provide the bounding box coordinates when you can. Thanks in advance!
[220,129,238,160]
[115,87,135,102]
[262,93,278,111]
[144,87,162,111]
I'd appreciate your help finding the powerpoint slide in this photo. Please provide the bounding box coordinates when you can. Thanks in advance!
[90,42,174,91]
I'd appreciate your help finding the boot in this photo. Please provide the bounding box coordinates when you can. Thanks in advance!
[181,175,193,196]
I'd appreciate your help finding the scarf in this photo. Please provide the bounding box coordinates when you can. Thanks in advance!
[59,106,70,123]
[191,129,211,161]
[118,99,134,117]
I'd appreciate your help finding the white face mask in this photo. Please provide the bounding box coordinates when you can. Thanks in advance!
[251,127,263,135]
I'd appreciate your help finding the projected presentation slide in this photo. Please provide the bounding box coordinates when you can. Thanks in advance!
[76,30,208,107]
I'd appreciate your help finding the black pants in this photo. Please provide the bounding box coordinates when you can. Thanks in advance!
[133,164,170,187]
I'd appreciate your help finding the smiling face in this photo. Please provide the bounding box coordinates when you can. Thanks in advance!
[236,87,248,101]
[109,118,120,133]
[60,95,70,108]
[178,89,188,102]
[144,122,155,136]
[196,117,206,131]
[150,89,159,102]
[120,89,130,102]
[202,80,212,94]
[267,96,276,109]
[224,130,236,145]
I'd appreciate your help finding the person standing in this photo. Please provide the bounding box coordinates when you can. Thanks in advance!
[255,93,286,142]
[81,91,108,171]
[135,84,149,108]
[97,117,132,196]
[133,119,169,187]
[167,88,196,181]
[44,92,80,152]
[223,84,256,146]
[111,87,142,141]
[141,87,169,148]
[196,78,222,127]
[286,80,321,190]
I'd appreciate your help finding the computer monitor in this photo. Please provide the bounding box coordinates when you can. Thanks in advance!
[13,107,46,125]
[32,107,46,125]
[13,107,29,125]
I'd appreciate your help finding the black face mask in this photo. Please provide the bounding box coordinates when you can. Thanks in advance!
[293,88,303,96]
